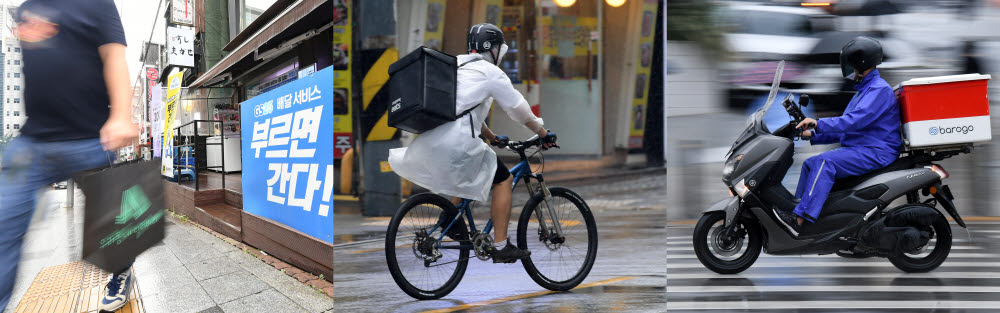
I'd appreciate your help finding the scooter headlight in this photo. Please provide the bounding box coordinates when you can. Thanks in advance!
[732,178,750,197]
[723,155,743,177]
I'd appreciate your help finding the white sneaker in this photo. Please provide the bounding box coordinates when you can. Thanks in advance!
[99,267,134,312]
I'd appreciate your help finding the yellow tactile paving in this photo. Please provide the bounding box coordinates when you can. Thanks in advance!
[14,261,143,313]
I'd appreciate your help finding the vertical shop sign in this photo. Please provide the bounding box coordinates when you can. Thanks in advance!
[423,0,447,50]
[161,72,183,177]
[333,0,352,159]
[150,85,163,158]
[628,1,658,149]
[170,0,195,26]
[241,67,334,243]
[167,26,195,68]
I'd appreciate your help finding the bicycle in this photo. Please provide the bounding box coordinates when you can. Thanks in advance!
[385,134,599,300]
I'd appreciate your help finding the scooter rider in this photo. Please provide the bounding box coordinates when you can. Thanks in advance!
[776,36,903,235]
[388,23,556,263]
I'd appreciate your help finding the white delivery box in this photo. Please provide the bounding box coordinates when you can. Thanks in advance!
[895,74,992,149]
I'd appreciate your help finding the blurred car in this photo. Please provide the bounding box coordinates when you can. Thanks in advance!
[716,1,927,115]
[52,181,67,189]
[716,2,841,110]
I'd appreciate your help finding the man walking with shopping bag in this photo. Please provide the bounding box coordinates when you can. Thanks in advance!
[0,0,140,311]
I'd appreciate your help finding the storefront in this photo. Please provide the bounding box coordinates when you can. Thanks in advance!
[179,0,334,280]
[344,0,661,160]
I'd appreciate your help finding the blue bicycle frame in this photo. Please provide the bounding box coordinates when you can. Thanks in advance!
[428,158,534,251]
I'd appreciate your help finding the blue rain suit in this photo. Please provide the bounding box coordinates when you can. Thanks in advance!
[793,69,902,222]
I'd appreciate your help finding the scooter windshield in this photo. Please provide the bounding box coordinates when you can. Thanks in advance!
[747,60,785,130]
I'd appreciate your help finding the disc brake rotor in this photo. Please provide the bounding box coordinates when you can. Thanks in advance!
[710,224,744,257]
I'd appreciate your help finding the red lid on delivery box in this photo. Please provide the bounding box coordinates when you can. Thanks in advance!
[896,74,991,123]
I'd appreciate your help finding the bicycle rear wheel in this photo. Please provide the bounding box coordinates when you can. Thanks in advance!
[385,193,470,300]
[516,187,598,291]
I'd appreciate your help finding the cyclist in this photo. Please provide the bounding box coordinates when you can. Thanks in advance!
[388,23,555,263]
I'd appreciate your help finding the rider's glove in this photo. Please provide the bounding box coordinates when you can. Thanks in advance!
[491,135,510,147]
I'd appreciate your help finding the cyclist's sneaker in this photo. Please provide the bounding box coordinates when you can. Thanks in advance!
[773,208,801,237]
[437,211,468,241]
[491,240,531,264]
[99,267,134,312]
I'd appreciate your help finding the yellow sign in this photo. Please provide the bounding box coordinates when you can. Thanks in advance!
[424,0,447,50]
[164,71,183,142]
[380,161,393,173]
[628,2,657,149]
[334,0,352,158]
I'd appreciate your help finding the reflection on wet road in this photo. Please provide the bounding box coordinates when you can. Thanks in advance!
[334,174,667,312]
[667,222,1000,312]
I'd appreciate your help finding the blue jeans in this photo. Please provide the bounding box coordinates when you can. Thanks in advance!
[0,137,115,310]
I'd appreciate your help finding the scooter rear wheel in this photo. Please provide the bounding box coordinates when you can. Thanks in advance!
[888,208,952,273]
[693,211,762,274]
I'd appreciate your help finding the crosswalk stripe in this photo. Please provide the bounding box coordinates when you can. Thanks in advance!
[668,262,1000,268]
[667,252,998,259]
[666,245,984,251]
[668,239,980,245]
[667,300,1000,310]
[667,285,1000,293]
[667,271,1000,280]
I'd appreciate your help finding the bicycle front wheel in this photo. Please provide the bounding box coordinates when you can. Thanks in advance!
[516,187,598,291]
[385,193,470,300]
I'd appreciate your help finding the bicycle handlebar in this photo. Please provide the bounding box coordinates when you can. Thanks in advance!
[491,132,559,152]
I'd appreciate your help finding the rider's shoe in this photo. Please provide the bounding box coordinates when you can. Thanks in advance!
[490,240,531,264]
[437,211,468,241]
[773,208,802,237]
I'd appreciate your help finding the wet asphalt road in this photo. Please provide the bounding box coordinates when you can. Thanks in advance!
[667,221,1000,312]
[333,174,667,312]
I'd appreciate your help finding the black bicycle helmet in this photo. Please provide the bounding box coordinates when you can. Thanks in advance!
[467,23,505,63]
[840,36,883,79]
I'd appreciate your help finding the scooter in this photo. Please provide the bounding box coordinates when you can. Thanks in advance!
[693,61,968,274]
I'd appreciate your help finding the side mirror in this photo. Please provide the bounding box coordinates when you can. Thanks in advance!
[799,95,810,108]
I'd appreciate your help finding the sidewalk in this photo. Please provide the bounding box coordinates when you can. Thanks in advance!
[4,187,333,313]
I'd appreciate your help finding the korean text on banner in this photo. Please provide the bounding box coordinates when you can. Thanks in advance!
[161,72,183,177]
[241,67,334,243]
[333,0,352,159]
[150,84,163,158]
[628,2,658,149]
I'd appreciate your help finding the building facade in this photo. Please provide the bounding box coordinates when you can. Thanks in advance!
[1,3,23,137]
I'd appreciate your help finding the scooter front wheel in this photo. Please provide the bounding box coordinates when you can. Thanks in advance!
[693,211,762,274]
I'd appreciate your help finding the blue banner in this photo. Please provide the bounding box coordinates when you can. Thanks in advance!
[241,67,334,243]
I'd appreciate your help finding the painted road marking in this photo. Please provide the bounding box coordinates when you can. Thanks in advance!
[666,245,983,251]
[667,252,996,259]
[669,285,1000,293]
[422,276,637,313]
[669,261,1000,268]
[667,271,1000,280]
[667,300,1000,310]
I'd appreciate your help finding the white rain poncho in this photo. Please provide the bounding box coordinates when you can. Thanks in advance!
[388,54,542,201]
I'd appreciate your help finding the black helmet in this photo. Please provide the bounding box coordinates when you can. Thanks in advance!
[467,23,505,54]
[840,36,883,80]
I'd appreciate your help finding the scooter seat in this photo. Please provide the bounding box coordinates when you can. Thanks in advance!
[830,156,917,192]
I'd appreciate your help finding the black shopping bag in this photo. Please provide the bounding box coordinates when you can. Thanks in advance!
[74,159,166,273]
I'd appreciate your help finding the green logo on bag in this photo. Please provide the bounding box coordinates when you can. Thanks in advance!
[116,186,151,224]
[99,185,163,249]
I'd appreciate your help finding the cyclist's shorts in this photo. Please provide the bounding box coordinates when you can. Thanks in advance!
[492,157,511,185]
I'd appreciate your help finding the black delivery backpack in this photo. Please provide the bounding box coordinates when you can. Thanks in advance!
[387,47,482,134]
